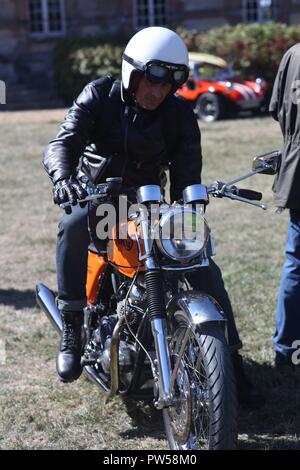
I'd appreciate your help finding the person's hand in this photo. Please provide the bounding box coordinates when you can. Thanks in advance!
[53,176,88,214]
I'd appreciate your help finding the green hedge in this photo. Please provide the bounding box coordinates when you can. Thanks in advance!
[53,35,127,103]
[53,24,300,103]
[178,23,300,82]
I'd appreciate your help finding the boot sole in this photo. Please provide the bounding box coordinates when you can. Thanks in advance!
[56,369,83,383]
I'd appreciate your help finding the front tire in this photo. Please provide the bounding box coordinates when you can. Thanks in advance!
[195,93,227,122]
[163,311,237,450]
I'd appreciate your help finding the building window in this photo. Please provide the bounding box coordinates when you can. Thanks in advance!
[134,0,167,29]
[29,0,66,36]
[243,0,274,23]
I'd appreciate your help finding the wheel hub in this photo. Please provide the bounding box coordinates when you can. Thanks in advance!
[167,364,192,443]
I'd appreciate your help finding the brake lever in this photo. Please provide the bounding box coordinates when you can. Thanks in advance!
[222,190,267,210]
[59,193,107,210]
[207,182,267,209]
[59,180,113,210]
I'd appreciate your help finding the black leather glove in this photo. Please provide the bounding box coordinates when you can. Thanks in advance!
[53,176,88,213]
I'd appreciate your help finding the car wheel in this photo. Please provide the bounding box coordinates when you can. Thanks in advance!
[195,93,226,123]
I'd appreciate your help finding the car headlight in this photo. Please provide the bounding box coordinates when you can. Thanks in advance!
[256,77,266,88]
[154,206,209,261]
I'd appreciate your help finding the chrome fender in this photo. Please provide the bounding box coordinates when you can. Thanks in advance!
[166,290,226,327]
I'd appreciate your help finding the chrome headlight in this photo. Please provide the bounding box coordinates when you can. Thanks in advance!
[155,206,209,261]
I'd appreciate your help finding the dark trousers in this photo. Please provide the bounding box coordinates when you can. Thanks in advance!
[56,202,242,351]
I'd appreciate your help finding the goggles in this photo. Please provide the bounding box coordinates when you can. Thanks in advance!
[123,54,189,87]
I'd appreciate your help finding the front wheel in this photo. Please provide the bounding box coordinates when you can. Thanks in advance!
[195,93,227,122]
[163,311,237,450]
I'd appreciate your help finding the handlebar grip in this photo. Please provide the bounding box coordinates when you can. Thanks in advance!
[236,189,263,201]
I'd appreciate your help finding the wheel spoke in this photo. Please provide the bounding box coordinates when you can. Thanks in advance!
[167,325,212,449]
[164,312,237,450]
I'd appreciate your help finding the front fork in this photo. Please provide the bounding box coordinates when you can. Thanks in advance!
[151,318,173,409]
[144,269,173,409]
[150,316,191,410]
[139,207,173,409]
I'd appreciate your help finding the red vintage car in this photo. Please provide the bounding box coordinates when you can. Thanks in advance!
[177,52,270,122]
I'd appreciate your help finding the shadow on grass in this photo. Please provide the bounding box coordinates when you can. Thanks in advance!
[237,358,300,450]
[0,288,37,309]
[120,359,300,449]
[120,420,165,442]
[228,111,271,121]
[199,111,272,126]
[119,399,165,441]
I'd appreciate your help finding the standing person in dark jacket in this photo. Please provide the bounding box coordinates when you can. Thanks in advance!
[269,43,300,369]
[44,26,264,407]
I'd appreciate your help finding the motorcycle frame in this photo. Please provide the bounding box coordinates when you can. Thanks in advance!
[88,260,227,406]
[40,148,280,404]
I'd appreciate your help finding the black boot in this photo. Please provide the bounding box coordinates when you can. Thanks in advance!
[232,353,265,409]
[56,311,83,382]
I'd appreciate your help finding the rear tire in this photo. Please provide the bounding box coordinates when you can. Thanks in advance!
[163,312,237,450]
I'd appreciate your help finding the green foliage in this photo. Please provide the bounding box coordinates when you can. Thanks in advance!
[178,23,300,82]
[53,35,127,103]
[53,24,300,103]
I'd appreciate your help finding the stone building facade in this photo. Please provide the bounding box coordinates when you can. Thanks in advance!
[1,1,300,101]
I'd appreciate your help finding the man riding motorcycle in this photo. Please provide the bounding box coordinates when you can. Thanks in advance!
[43,26,263,408]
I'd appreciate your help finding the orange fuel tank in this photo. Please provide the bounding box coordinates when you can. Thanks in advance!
[86,251,107,305]
[106,220,143,278]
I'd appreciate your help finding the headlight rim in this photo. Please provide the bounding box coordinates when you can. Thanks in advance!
[154,206,209,262]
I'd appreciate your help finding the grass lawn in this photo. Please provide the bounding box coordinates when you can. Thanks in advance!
[0,109,299,450]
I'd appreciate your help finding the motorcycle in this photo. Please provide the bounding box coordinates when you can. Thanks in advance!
[36,149,280,450]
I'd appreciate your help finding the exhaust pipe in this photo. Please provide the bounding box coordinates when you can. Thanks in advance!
[35,283,111,393]
[36,283,62,333]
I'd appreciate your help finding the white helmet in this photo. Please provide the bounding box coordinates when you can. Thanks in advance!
[122,26,189,93]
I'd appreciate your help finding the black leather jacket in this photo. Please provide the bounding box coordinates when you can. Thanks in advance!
[43,77,202,202]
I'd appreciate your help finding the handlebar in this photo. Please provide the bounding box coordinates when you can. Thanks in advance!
[59,193,105,210]
[59,178,267,211]
[207,181,267,210]
[59,177,123,210]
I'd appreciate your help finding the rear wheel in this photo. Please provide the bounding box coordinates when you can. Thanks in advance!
[195,93,227,122]
[163,311,237,450]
